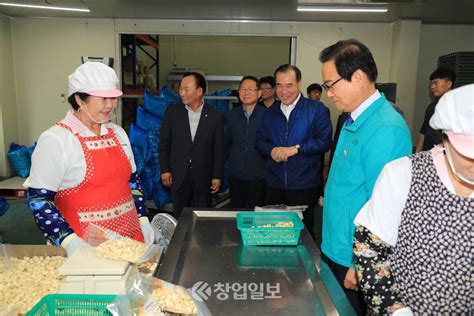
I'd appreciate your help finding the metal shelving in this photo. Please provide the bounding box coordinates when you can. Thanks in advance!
[120,34,160,132]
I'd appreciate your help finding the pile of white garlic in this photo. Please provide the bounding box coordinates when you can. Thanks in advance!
[0,255,66,314]
[96,238,147,263]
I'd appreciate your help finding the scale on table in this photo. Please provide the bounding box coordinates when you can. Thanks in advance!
[57,248,137,295]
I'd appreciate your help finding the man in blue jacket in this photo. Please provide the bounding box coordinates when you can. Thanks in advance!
[227,76,266,208]
[256,64,332,237]
[320,39,412,315]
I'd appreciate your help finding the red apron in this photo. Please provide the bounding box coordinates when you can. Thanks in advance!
[55,122,144,242]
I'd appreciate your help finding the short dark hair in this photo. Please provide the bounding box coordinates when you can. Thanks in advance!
[430,67,456,84]
[274,64,302,82]
[307,83,322,95]
[68,93,90,111]
[182,72,207,93]
[319,39,378,83]
[240,76,261,89]
[259,76,275,88]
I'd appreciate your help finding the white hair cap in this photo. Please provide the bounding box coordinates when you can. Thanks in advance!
[430,84,474,158]
[68,62,122,98]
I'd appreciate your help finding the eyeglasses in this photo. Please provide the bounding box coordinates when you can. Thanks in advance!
[261,87,273,91]
[239,88,259,93]
[322,77,343,92]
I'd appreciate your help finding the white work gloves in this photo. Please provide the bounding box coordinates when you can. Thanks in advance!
[62,219,154,256]
[61,233,85,257]
[392,307,413,316]
[140,217,155,246]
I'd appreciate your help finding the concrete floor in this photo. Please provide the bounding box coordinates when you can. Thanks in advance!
[0,199,45,244]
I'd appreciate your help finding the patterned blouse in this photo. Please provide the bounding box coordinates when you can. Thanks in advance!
[354,152,473,314]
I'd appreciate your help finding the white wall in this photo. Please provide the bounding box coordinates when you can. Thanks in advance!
[413,24,474,140]
[389,20,421,135]
[157,35,290,91]
[11,18,116,147]
[0,14,17,177]
[290,22,393,125]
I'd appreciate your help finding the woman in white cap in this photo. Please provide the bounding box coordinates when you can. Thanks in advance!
[24,62,154,255]
[352,84,473,315]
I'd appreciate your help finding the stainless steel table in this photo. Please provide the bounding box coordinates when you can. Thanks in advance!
[157,208,355,316]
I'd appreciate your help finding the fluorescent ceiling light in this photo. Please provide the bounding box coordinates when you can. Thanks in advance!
[297,5,387,12]
[0,2,90,12]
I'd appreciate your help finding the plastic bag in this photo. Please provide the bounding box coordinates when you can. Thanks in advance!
[216,88,232,116]
[153,182,171,210]
[84,223,162,264]
[144,91,172,118]
[108,272,212,316]
[0,244,12,274]
[145,276,197,315]
[7,143,31,178]
[108,272,166,316]
[136,106,162,131]
[159,85,181,104]
[106,296,135,316]
[133,274,202,315]
[129,123,149,149]
[28,142,37,158]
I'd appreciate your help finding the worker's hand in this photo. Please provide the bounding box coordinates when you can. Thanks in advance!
[139,217,154,246]
[161,172,173,187]
[61,233,86,257]
[343,267,359,291]
[271,146,298,162]
[211,179,221,193]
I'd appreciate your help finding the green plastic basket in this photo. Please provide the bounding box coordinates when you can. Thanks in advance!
[26,294,117,316]
[236,212,304,246]
[237,244,301,269]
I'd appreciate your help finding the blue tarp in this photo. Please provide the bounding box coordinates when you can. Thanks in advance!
[144,91,172,118]
[158,85,180,104]
[136,106,162,131]
[129,87,232,209]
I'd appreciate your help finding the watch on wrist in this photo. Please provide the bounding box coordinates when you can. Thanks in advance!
[295,144,301,154]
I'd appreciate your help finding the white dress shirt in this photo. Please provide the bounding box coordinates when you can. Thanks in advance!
[350,90,381,121]
[354,145,474,247]
[24,110,136,192]
[185,102,204,141]
[280,93,301,121]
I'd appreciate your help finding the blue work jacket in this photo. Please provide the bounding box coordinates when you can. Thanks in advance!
[322,93,412,268]
[226,105,266,180]
[256,95,332,190]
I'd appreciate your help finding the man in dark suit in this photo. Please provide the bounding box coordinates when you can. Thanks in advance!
[159,72,225,219]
